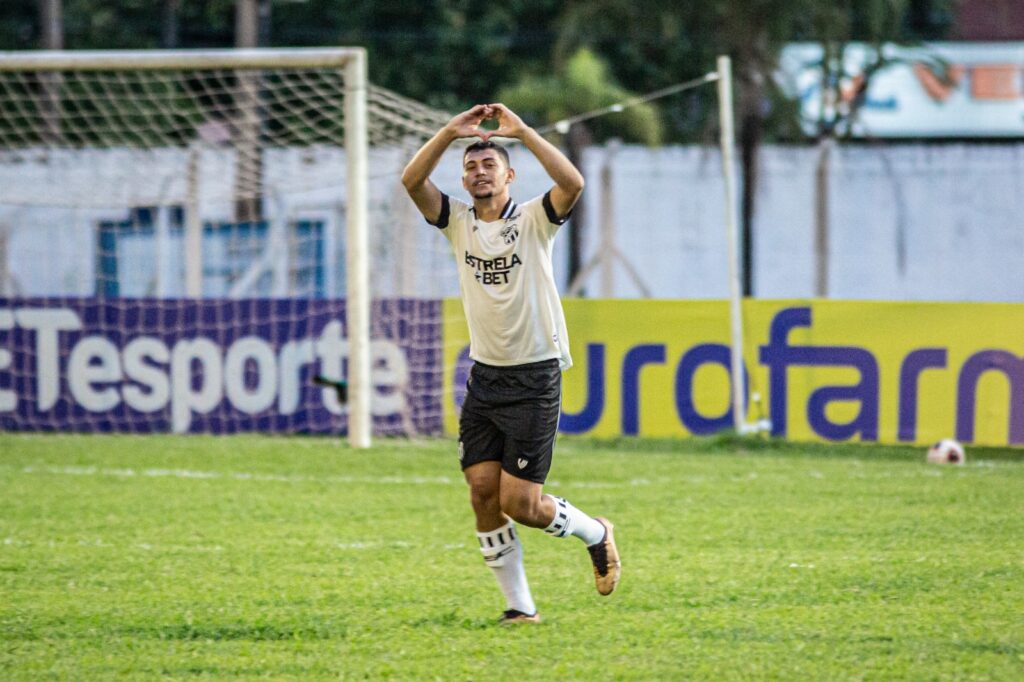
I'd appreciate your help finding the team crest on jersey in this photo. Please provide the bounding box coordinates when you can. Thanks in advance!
[500,222,519,245]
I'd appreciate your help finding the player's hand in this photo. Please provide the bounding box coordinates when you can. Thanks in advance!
[479,103,528,141]
[445,105,492,140]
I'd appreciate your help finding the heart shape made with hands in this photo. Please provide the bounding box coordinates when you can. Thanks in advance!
[474,106,501,140]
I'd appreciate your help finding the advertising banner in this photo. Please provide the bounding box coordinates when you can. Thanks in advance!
[444,300,1024,447]
[0,298,442,435]
[780,42,1024,138]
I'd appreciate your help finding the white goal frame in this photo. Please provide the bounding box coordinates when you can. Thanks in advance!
[0,48,373,448]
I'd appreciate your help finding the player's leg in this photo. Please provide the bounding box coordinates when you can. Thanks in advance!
[463,461,538,622]
[493,360,621,596]
[498,471,620,596]
[459,365,538,622]
[465,460,504,531]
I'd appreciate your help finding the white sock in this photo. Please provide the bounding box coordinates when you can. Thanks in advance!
[477,520,536,615]
[543,495,606,546]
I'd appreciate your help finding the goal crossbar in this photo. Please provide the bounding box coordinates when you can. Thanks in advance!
[0,48,364,72]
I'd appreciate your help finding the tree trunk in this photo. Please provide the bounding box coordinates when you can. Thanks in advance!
[739,106,760,298]
[38,0,63,144]
[734,43,767,299]
[39,0,62,48]
[565,122,591,295]
[234,0,263,222]
[161,0,181,49]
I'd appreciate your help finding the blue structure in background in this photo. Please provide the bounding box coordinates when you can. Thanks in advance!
[98,207,325,298]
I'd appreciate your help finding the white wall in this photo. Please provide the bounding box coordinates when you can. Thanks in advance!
[754,144,1024,301]
[1,143,1022,302]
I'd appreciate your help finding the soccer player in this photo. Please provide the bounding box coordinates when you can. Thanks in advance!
[401,103,621,624]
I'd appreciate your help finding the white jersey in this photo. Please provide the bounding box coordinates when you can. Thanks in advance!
[432,192,572,369]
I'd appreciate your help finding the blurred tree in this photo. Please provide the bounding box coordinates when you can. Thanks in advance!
[772,1,958,295]
[498,48,661,290]
[0,0,40,49]
[553,0,954,294]
[0,1,954,125]
[269,0,565,113]
[0,1,565,116]
[498,47,662,145]
[0,0,955,294]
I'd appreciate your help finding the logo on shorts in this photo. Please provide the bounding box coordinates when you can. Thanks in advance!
[517,458,528,470]
[459,441,465,461]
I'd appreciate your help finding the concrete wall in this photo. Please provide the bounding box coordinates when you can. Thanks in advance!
[2,143,1021,302]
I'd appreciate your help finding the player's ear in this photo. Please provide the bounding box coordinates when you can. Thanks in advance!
[506,166,515,183]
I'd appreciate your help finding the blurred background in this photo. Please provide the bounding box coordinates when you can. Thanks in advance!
[1,1,1022,444]
[1,0,1021,303]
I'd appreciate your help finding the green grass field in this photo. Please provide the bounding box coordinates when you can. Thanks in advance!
[1,434,1022,680]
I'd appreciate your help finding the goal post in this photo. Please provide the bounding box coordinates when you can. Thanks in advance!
[0,47,387,447]
[714,55,747,435]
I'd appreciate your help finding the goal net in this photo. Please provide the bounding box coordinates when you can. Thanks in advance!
[0,48,459,442]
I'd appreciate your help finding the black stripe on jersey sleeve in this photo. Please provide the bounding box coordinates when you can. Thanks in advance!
[427,193,451,229]
[542,190,572,225]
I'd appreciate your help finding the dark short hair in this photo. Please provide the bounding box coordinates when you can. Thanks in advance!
[463,140,510,167]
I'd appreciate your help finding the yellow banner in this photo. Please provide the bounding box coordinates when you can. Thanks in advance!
[443,300,1024,447]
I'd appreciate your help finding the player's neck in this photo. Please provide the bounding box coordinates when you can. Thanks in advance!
[472,192,511,222]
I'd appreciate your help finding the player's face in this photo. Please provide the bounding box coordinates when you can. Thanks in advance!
[462,150,513,200]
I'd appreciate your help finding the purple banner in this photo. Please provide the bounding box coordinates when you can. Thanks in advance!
[0,298,442,435]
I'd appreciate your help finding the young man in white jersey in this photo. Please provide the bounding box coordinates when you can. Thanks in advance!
[401,103,621,624]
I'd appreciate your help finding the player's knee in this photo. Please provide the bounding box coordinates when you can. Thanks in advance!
[499,492,543,527]
[468,485,499,515]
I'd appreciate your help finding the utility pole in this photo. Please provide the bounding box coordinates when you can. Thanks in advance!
[161,0,181,49]
[39,0,63,49]
[235,0,258,48]
[233,0,265,222]
[565,122,591,295]
[38,0,63,144]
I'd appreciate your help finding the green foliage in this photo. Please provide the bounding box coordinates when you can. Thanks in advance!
[1,434,1022,679]
[552,0,956,141]
[254,0,567,114]
[0,0,35,50]
[0,2,956,141]
[498,48,662,145]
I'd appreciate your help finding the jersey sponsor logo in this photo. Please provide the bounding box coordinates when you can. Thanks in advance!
[464,251,522,285]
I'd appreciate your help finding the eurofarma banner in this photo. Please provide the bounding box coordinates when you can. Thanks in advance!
[444,300,1024,447]
[0,298,442,435]
[4,298,1022,446]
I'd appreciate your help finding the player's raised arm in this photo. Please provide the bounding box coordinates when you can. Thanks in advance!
[484,103,585,220]
[401,104,492,224]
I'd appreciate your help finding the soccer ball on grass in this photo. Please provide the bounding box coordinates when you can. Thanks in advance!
[926,439,965,465]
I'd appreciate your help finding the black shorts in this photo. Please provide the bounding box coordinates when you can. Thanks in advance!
[458,358,561,484]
